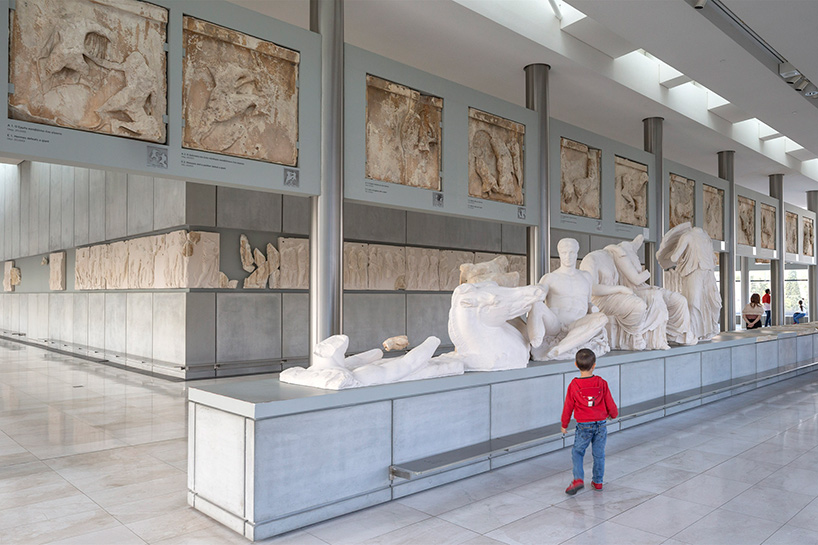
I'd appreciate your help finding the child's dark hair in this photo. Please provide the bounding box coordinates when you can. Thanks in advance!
[575,348,596,371]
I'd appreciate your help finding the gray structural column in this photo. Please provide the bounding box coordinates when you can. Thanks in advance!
[770,174,785,326]
[718,150,736,331]
[740,257,750,324]
[524,64,550,282]
[807,191,818,322]
[309,0,344,354]
[643,117,664,287]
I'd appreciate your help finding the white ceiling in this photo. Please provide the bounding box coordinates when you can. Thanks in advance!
[228,0,818,207]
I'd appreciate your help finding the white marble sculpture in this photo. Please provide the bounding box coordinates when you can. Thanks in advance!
[267,243,281,289]
[737,196,755,246]
[107,241,129,289]
[560,138,600,218]
[439,250,475,291]
[383,335,409,351]
[669,173,695,229]
[279,237,309,289]
[280,334,463,390]
[703,184,724,241]
[786,212,798,254]
[657,223,721,341]
[447,281,545,371]
[468,108,525,205]
[405,247,440,291]
[804,218,815,257]
[49,252,66,291]
[761,203,776,251]
[240,234,255,273]
[344,242,369,290]
[3,261,21,292]
[185,232,221,289]
[459,256,519,288]
[507,255,527,287]
[244,248,270,289]
[128,235,156,289]
[528,239,609,361]
[615,156,649,227]
[368,245,406,290]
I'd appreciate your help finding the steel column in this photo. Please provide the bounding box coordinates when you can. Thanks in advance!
[643,117,664,287]
[718,150,736,331]
[807,191,818,323]
[524,64,550,282]
[770,174,785,326]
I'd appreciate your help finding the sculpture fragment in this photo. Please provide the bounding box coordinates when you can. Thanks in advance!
[528,239,609,361]
[368,245,406,290]
[761,203,776,250]
[560,138,600,218]
[365,75,442,190]
[786,211,798,254]
[439,250,474,291]
[459,255,519,287]
[267,243,281,289]
[49,252,66,291]
[615,157,649,227]
[383,335,409,351]
[3,262,21,292]
[658,223,721,341]
[182,17,299,165]
[279,238,309,289]
[703,184,724,241]
[343,242,369,290]
[244,248,270,289]
[106,241,129,289]
[9,0,168,142]
[737,196,755,246]
[804,218,815,257]
[468,108,525,205]
[240,234,255,273]
[127,235,156,289]
[507,255,527,287]
[669,174,694,229]
[75,247,91,290]
[405,247,440,291]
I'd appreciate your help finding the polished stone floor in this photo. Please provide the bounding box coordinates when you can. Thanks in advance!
[1,342,818,545]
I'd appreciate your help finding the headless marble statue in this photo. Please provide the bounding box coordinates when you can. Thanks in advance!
[528,238,610,360]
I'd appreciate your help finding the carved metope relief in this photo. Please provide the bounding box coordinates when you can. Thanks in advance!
[9,0,168,142]
[760,203,776,251]
[182,17,299,165]
[3,261,21,292]
[737,196,755,246]
[786,211,799,254]
[365,75,442,190]
[468,108,524,205]
[560,138,600,219]
[507,255,527,287]
[279,237,309,289]
[703,184,724,241]
[344,242,369,290]
[439,250,474,291]
[804,218,815,257]
[49,251,66,291]
[406,247,440,291]
[615,156,648,227]
[669,174,695,229]
[368,245,406,290]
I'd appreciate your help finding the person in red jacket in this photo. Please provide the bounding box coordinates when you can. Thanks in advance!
[561,348,618,495]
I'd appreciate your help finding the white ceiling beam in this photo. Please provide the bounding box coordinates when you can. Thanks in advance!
[659,64,692,89]
[707,93,753,124]
[758,122,783,141]
[786,140,818,162]
[559,3,638,59]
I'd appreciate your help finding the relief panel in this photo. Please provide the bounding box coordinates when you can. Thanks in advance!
[343,242,369,290]
[737,196,755,247]
[786,211,798,254]
[703,184,724,242]
[368,245,406,290]
[468,108,524,205]
[365,75,442,190]
[49,251,66,291]
[804,217,815,257]
[760,203,776,251]
[669,173,694,229]
[9,0,168,142]
[405,247,440,291]
[439,250,474,291]
[560,138,600,219]
[182,16,299,165]
[279,237,309,289]
[615,156,648,227]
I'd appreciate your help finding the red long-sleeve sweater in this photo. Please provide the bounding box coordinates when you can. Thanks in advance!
[561,375,618,428]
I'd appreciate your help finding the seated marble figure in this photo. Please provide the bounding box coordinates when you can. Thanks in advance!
[528,238,610,360]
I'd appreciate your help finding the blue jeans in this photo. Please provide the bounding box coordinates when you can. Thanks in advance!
[765,310,771,327]
[793,312,806,324]
[572,421,607,483]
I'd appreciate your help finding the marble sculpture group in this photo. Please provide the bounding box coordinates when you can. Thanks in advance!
[280,226,723,390]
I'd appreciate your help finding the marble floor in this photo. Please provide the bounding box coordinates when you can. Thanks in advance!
[1,343,818,545]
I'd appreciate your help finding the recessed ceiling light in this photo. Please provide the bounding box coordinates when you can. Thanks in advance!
[786,74,804,85]
[795,78,810,91]
[779,62,800,79]
[803,83,818,98]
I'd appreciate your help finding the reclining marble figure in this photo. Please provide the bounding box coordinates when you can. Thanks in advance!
[279,334,463,390]
[528,238,610,360]
[657,222,722,341]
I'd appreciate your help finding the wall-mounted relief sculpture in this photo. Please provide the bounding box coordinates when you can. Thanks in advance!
[615,156,648,227]
[406,247,440,291]
[702,184,724,241]
[804,217,815,257]
[267,243,281,289]
[344,242,369,290]
[368,245,406,290]
[279,237,309,289]
[560,138,600,219]
[460,256,519,288]
[737,196,755,246]
[468,108,524,205]
[185,232,221,288]
[507,255,527,287]
[365,75,442,190]
[9,0,168,142]
[244,247,271,289]
[786,211,799,254]
[128,236,156,289]
[669,173,694,229]
[106,240,130,289]
[49,252,66,291]
[182,17,299,165]
[439,250,475,291]
[3,261,21,292]
[760,203,776,250]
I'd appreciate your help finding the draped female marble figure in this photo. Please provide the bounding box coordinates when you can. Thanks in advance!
[658,223,721,341]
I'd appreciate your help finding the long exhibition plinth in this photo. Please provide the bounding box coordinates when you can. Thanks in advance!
[187,325,818,541]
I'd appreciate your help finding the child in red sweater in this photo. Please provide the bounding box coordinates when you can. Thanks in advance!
[561,349,618,495]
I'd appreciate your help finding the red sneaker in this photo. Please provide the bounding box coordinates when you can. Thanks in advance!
[592,482,603,490]
[565,479,584,495]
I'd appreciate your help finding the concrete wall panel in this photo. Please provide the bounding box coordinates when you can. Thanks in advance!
[126,293,153,360]
[731,343,757,379]
[620,358,665,407]
[73,168,90,246]
[153,177,186,231]
[282,195,311,236]
[216,293,281,362]
[59,166,74,250]
[406,294,451,347]
[702,347,731,386]
[87,293,106,350]
[127,175,154,236]
[73,293,89,346]
[88,169,106,244]
[343,293,405,353]
[187,293,216,365]
[665,353,701,395]
[216,187,280,231]
[406,212,501,252]
[281,293,309,360]
[153,293,186,365]
[105,171,127,240]
[491,375,562,437]
[104,293,127,354]
[345,202,405,244]
[186,183,216,227]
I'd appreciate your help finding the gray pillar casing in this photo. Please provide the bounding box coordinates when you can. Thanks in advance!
[643,117,664,287]
[524,64,550,282]
[740,257,750,325]
[718,150,736,331]
[309,0,344,355]
[807,191,818,323]
[770,174,785,326]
